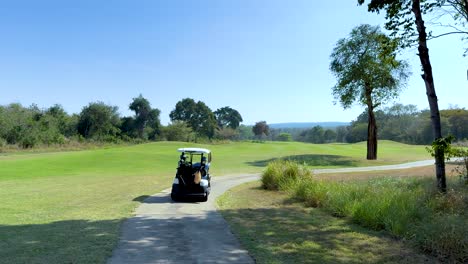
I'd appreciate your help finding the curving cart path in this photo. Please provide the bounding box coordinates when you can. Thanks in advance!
[108,174,260,264]
[108,159,446,264]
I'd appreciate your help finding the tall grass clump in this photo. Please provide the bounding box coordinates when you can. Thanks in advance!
[261,160,311,191]
[412,213,468,262]
[414,188,468,261]
[293,176,328,207]
[262,160,468,262]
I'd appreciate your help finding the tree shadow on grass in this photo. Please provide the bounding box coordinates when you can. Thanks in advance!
[218,206,436,264]
[0,219,122,264]
[246,154,358,168]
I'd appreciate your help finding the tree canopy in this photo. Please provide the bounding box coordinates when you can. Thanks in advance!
[77,102,120,140]
[169,98,217,139]
[330,24,409,110]
[214,106,243,129]
[127,95,161,140]
[252,121,270,139]
[330,24,409,159]
[357,0,449,191]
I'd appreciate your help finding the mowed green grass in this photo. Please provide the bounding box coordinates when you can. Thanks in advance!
[0,140,430,263]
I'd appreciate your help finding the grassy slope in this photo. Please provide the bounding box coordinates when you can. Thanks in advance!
[0,140,430,263]
[217,181,435,264]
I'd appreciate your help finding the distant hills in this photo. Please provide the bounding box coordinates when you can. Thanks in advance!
[269,122,349,129]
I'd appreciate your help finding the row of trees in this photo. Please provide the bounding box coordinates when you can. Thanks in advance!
[0,96,244,148]
[345,105,468,144]
[169,98,243,140]
[2,98,465,149]
[247,104,468,144]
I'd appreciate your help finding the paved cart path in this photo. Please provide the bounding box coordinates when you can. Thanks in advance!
[312,159,436,174]
[108,159,450,264]
[108,174,260,264]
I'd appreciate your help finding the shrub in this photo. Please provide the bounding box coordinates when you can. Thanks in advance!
[277,133,292,142]
[161,121,195,142]
[261,160,311,191]
[292,177,327,207]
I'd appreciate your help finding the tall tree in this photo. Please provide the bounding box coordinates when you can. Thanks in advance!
[193,101,217,139]
[330,24,410,160]
[252,121,270,139]
[169,98,216,139]
[214,106,243,129]
[77,102,120,140]
[129,95,161,139]
[358,0,447,191]
[169,98,197,127]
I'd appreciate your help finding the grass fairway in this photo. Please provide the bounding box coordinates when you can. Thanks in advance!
[0,140,430,263]
[217,181,435,264]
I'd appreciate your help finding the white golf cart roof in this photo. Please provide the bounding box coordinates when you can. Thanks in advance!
[177,148,211,154]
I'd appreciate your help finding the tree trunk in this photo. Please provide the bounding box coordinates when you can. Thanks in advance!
[412,0,446,192]
[365,84,377,160]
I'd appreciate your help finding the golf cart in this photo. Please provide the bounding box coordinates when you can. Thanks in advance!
[170,148,212,202]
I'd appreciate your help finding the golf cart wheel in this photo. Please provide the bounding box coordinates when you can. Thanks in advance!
[201,193,208,202]
[171,193,178,201]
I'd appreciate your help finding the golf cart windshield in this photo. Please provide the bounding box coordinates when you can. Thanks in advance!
[177,148,212,163]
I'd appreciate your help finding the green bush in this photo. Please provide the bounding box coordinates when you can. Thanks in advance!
[277,133,292,142]
[261,160,311,191]
[293,177,327,207]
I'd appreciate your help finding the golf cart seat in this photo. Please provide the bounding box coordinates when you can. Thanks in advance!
[193,156,209,176]
[177,163,195,185]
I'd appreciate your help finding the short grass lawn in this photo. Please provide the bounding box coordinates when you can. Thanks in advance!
[0,140,430,263]
[217,181,436,264]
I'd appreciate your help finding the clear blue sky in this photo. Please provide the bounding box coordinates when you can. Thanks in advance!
[0,0,466,125]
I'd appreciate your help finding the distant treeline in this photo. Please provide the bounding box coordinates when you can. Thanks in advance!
[1,99,467,149]
[0,95,245,148]
[267,104,468,144]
